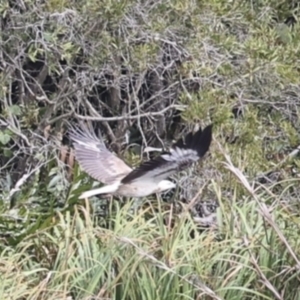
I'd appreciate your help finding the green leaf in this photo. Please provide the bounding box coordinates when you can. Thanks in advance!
[0,131,11,145]
[8,105,22,116]
[3,148,13,157]
[275,23,292,45]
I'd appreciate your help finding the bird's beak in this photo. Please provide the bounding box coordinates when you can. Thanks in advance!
[143,146,163,153]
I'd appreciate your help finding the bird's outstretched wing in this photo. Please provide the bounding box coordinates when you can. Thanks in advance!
[69,125,132,184]
[121,124,213,184]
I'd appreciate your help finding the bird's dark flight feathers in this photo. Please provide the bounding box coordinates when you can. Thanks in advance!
[121,124,213,184]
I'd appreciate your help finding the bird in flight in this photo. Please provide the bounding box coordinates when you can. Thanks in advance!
[69,124,213,199]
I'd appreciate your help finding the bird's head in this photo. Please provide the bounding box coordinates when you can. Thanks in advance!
[157,180,176,193]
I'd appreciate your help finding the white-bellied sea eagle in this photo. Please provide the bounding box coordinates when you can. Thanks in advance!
[69,124,213,199]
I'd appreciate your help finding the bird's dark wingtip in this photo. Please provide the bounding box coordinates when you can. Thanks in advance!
[202,124,213,139]
[196,123,213,157]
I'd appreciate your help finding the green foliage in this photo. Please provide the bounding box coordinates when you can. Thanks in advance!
[0,130,12,145]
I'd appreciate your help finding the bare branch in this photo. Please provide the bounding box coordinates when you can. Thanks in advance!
[74,104,186,122]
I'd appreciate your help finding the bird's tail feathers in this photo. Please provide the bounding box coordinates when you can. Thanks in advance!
[79,182,120,199]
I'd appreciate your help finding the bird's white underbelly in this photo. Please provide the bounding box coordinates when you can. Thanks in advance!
[117,182,160,197]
